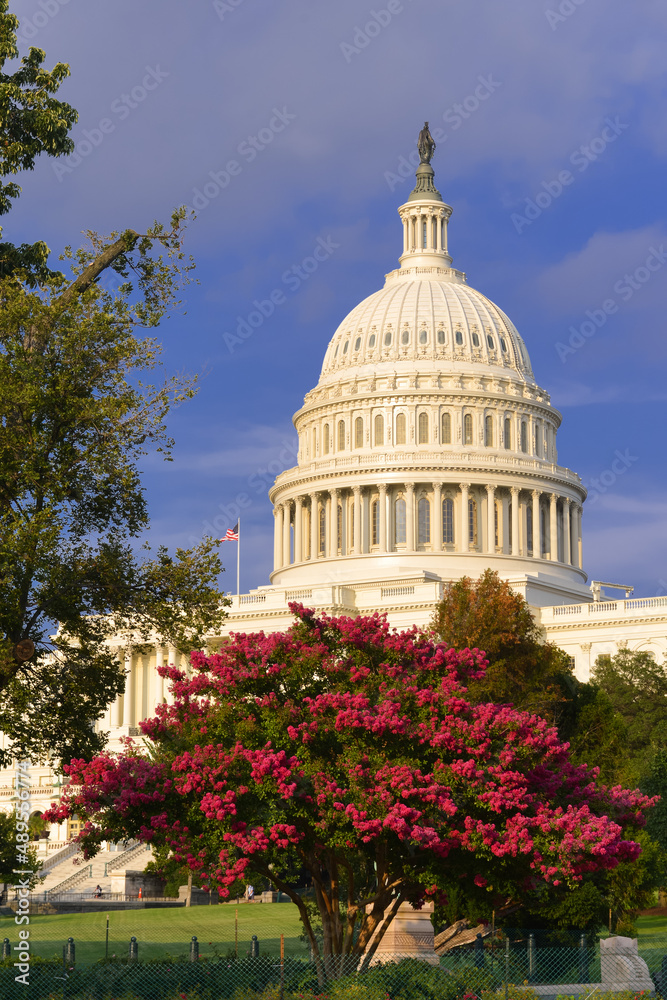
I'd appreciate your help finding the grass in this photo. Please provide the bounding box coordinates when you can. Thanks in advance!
[636,913,667,937]
[0,901,308,965]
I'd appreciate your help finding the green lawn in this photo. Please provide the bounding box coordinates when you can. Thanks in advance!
[0,902,308,965]
[636,913,667,937]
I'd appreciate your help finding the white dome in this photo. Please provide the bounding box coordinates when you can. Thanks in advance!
[319,268,535,386]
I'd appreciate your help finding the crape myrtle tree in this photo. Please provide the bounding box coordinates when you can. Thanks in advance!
[45,606,653,979]
[0,5,228,765]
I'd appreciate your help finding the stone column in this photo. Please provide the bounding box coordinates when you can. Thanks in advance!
[405,483,415,551]
[550,493,558,561]
[352,486,362,554]
[501,492,510,553]
[109,647,122,727]
[433,482,442,552]
[511,487,520,557]
[486,485,496,554]
[459,483,470,553]
[310,493,319,559]
[563,497,572,565]
[378,484,388,553]
[155,644,165,706]
[575,504,583,568]
[294,497,303,564]
[273,504,283,569]
[124,649,135,728]
[329,489,339,557]
[532,490,541,558]
[282,501,292,567]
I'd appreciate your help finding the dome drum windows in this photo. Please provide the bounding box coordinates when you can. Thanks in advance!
[442,497,454,545]
[455,330,464,346]
[374,413,384,446]
[337,419,346,452]
[463,413,473,446]
[354,336,361,351]
[504,417,512,450]
[395,412,407,446]
[401,328,410,345]
[394,496,407,545]
[323,424,330,455]
[371,499,379,546]
[437,329,446,345]
[418,412,429,445]
[468,497,478,547]
[354,416,364,449]
[384,331,392,347]
[471,331,480,348]
[484,415,493,448]
[520,421,528,454]
[419,329,428,345]
[418,497,431,545]
[487,334,495,350]
[441,412,451,445]
[369,333,376,348]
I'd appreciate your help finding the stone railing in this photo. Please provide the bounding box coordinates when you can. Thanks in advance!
[543,595,667,624]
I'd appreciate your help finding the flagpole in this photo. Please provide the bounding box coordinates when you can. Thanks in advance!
[236,517,241,607]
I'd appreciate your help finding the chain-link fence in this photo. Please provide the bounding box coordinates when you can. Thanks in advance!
[0,916,665,1000]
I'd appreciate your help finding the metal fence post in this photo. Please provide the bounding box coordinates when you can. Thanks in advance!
[250,934,259,958]
[475,932,485,968]
[579,934,589,982]
[2,938,9,960]
[63,937,75,967]
[129,936,138,962]
[504,936,510,1000]
[190,936,199,962]
[528,932,535,980]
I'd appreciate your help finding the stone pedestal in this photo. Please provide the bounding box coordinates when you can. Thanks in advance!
[368,901,438,965]
[600,936,654,993]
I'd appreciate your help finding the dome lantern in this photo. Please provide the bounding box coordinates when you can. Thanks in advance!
[398,122,453,269]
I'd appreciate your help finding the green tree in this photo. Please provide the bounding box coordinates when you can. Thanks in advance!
[0,0,78,280]
[429,570,576,727]
[0,9,228,766]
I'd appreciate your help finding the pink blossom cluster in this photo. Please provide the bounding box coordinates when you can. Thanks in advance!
[45,605,655,901]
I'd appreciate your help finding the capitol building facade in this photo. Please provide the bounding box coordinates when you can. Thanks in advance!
[3,137,667,858]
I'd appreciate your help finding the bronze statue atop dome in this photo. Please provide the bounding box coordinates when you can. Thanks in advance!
[418,122,436,164]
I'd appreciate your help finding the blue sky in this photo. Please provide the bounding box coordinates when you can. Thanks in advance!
[8,0,667,598]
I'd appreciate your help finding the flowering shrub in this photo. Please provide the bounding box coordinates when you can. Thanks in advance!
[45,606,654,976]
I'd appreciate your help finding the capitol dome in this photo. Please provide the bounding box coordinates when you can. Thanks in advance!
[319,272,535,386]
[268,133,589,607]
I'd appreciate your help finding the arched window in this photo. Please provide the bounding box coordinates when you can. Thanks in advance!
[418,412,429,444]
[472,331,480,348]
[337,503,343,553]
[369,333,376,348]
[418,498,431,544]
[401,329,410,345]
[395,413,406,445]
[463,413,473,445]
[504,417,512,450]
[319,504,326,555]
[355,416,363,449]
[419,329,428,344]
[541,505,547,557]
[534,422,541,458]
[442,497,454,544]
[338,419,345,452]
[441,412,451,444]
[468,497,478,546]
[384,331,392,346]
[374,414,384,446]
[323,424,329,455]
[437,329,446,345]
[371,499,379,546]
[526,504,533,553]
[520,421,528,453]
[395,497,406,545]
[455,331,464,346]
[485,415,493,447]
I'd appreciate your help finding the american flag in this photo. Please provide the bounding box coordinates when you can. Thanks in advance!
[221,522,239,541]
